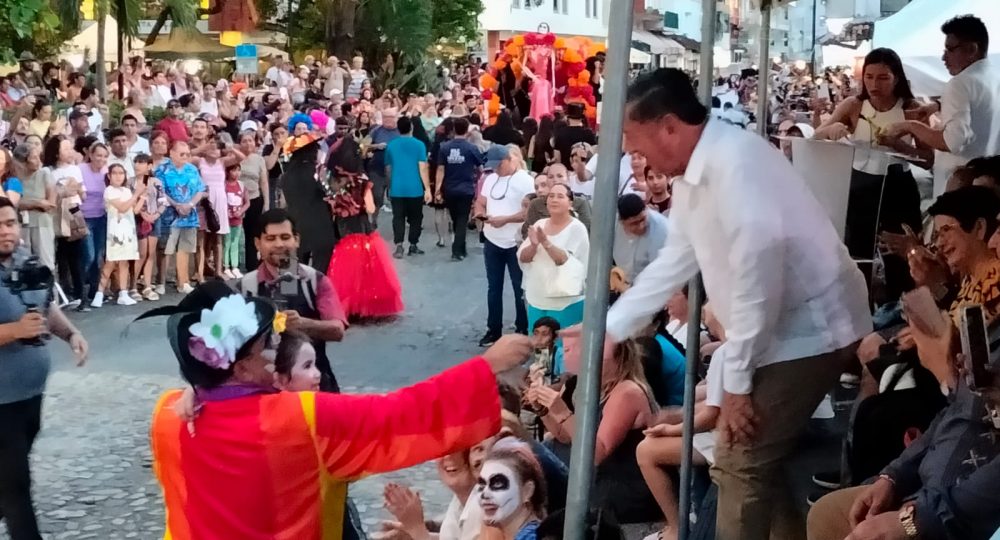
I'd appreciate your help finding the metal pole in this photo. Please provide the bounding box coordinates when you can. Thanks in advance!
[810,0,817,75]
[562,0,633,538]
[117,0,126,101]
[677,5,716,540]
[755,2,772,137]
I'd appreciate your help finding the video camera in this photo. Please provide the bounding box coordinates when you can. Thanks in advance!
[260,251,301,310]
[2,255,54,346]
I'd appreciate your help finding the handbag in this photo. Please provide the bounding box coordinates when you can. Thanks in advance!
[544,255,586,298]
[200,198,221,233]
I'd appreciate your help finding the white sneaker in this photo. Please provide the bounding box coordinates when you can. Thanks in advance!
[222,269,235,279]
[178,283,194,294]
[117,291,137,306]
[232,269,243,278]
[67,298,82,308]
[90,291,104,308]
[155,284,166,296]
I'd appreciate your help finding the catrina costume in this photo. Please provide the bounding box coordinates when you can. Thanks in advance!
[139,281,502,539]
[325,136,404,319]
[280,113,337,274]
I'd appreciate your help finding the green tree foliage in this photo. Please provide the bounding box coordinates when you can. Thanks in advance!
[431,0,482,46]
[0,0,61,64]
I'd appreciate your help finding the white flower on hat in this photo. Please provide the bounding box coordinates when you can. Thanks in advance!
[188,294,260,369]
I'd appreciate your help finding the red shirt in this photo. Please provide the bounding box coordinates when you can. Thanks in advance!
[156,117,189,143]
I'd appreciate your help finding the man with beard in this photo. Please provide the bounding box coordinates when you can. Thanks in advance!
[238,208,346,392]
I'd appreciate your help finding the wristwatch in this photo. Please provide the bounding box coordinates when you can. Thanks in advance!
[899,505,918,538]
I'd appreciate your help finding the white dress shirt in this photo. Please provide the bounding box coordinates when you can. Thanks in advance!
[933,58,1000,196]
[606,120,872,395]
[439,495,483,540]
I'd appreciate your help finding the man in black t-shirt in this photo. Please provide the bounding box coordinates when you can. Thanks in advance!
[553,103,596,168]
[435,117,485,260]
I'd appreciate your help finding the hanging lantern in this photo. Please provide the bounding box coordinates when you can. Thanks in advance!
[220,31,244,47]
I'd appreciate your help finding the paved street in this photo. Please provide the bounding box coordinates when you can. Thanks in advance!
[19,213,504,539]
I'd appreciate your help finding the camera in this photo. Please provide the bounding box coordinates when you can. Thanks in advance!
[2,255,54,346]
[260,252,300,310]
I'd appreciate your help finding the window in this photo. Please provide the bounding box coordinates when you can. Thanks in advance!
[664,11,679,29]
[512,0,520,8]
[553,0,557,12]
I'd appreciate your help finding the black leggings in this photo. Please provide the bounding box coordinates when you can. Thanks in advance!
[56,238,85,301]
[0,396,43,540]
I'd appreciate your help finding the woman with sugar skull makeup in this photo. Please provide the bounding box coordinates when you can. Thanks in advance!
[477,441,548,540]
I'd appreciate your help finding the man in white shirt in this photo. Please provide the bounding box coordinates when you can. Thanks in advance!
[152,70,173,106]
[474,145,534,347]
[121,115,149,159]
[106,129,135,178]
[606,68,871,539]
[884,15,1000,196]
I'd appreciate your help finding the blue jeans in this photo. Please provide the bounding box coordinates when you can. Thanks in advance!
[484,238,527,334]
[82,216,106,300]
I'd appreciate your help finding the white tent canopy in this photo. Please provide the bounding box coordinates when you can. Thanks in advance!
[873,0,1000,96]
[62,16,143,65]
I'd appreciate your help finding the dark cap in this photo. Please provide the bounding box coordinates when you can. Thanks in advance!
[167,99,181,108]
[68,109,89,122]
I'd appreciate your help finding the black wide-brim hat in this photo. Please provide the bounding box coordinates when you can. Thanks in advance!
[132,280,276,381]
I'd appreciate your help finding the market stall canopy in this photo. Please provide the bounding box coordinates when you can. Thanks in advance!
[143,27,233,61]
[64,16,142,64]
[873,0,1000,96]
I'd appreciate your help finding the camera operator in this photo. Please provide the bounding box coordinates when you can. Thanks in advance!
[238,208,346,392]
[808,299,1000,540]
[0,196,88,540]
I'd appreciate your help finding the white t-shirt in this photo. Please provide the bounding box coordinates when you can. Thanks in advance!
[585,153,640,197]
[439,495,483,540]
[567,172,595,200]
[517,217,590,310]
[50,164,84,190]
[200,98,219,118]
[480,170,535,249]
[128,137,150,159]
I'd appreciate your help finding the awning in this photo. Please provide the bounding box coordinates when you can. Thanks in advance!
[143,27,233,61]
[632,29,676,55]
[630,48,652,64]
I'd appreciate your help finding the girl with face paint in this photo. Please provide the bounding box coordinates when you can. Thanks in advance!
[476,443,547,540]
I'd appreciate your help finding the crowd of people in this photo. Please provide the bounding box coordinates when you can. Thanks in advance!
[2,10,1000,540]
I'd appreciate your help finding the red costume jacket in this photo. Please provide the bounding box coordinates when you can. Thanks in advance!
[151,358,501,539]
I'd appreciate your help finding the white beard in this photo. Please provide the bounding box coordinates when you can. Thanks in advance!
[478,462,521,526]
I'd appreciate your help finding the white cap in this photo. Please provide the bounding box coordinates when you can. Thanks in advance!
[240,120,259,133]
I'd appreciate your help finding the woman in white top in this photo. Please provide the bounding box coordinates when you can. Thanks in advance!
[566,142,595,200]
[518,183,589,333]
[814,48,928,301]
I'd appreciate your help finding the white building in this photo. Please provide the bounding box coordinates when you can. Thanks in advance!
[478,0,611,56]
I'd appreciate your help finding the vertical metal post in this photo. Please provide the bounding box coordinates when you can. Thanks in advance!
[677,4,716,540]
[810,0,818,75]
[561,0,634,538]
[117,0,126,101]
[755,2,772,136]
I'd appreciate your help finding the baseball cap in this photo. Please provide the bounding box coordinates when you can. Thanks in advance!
[240,120,259,132]
[167,99,181,108]
[68,109,88,122]
[484,145,511,170]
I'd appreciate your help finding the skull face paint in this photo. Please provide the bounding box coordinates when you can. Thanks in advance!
[477,461,521,526]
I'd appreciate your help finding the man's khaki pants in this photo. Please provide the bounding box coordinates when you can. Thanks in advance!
[712,342,858,540]
[805,486,867,540]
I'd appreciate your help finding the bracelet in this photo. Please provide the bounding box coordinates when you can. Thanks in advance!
[878,473,896,486]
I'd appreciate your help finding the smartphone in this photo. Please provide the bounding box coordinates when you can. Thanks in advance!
[902,287,949,338]
[959,304,992,390]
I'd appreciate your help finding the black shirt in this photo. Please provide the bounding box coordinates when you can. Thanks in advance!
[554,124,597,167]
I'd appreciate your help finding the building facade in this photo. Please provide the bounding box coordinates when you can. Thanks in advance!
[478,0,611,56]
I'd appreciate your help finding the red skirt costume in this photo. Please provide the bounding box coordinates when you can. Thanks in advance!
[326,175,403,319]
[151,358,502,540]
